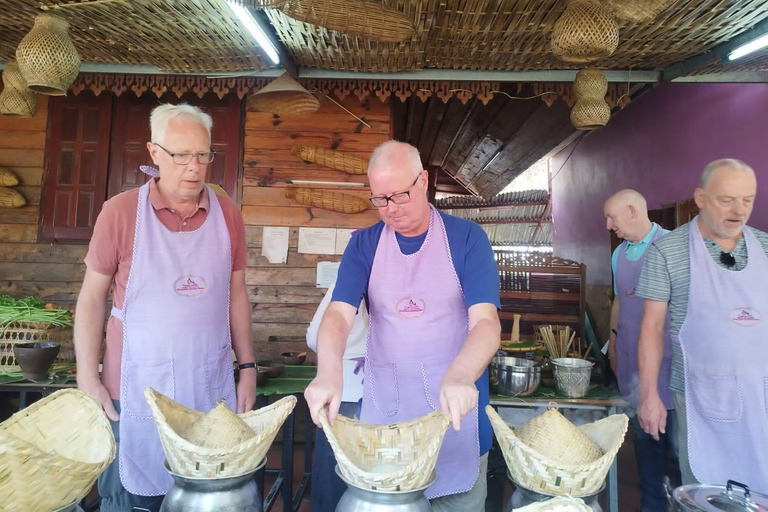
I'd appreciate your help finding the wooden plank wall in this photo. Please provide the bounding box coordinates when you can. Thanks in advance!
[244,96,391,361]
[0,96,89,311]
[0,92,392,362]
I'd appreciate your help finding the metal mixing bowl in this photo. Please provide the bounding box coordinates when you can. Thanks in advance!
[489,356,541,396]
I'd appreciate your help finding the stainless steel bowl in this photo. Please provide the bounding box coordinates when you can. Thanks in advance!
[489,356,541,396]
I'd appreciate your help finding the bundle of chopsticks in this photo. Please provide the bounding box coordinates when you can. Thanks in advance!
[538,325,577,359]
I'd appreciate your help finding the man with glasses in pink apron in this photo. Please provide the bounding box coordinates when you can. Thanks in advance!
[604,189,679,512]
[636,159,768,490]
[305,141,501,511]
[75,104,256,512]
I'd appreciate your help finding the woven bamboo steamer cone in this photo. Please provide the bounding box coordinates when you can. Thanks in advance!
[0,389,116,511]
[286,187,369,213]
[180,401,256,449]
[318,408,451,492]
[145,388,296,478]
[572,69,608,99]
[513,407,603,465]
[277,0,416,43]
[551,0,619,63]
[486,405,628,497]
[15,13,81,96]
[0,62,37,117]
[515,496,593,512]
[603,0,676,23]
[571,98,611,130]
[291,144,369,175]
[247,73,320,116]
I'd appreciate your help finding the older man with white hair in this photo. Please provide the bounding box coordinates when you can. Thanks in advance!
[604,189,677,512]
[637,159,768,490]
[305,140,501,511]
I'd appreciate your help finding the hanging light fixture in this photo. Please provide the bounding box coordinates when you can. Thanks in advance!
[16,13,81,96]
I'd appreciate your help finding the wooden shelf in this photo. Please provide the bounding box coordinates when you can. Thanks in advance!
[500,291,580,301]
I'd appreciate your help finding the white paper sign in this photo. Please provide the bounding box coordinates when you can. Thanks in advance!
[316,261,341,288]
[261,226,289,264]
[335,228,355,255]
[298,227,337,255]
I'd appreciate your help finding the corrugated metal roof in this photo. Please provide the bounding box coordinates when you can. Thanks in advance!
[436,189,552,247]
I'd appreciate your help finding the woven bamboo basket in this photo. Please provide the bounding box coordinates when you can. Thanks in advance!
[291,145,369,175]
[0,62,37,117]
[551,0,619,63]
[271,0,416,43]
[602,0,677,23]
[486,405,628,497]
[319,409,451,492]
[0,187,27,208]
[145,388,296,478]
[286,187,369,213]
[0,167,20,187]
[0,321,75,371]
[572,69,608,99]
[0,389,116,512]
[15,13,81,96]
[571,99,611,130]
[247,73,320,116]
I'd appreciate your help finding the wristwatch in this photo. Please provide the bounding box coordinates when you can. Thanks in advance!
[237,362,256,370]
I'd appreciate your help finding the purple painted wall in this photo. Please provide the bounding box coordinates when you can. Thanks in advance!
[551,83,768,286]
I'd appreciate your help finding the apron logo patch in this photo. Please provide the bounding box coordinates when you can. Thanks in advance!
[173,275,209,297]
[729,307,761,326]
[395,297,425,319]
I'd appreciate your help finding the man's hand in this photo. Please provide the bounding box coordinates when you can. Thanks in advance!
[637,394,667,441]
[439,371,479,431]
[236,369,256,413]
[78,377,119,422]
[304,372,342,427]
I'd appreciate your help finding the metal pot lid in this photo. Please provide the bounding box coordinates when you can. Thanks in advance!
[673,481,768,512]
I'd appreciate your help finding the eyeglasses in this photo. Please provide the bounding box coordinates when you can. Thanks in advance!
[369,174,421,208]
[720,251,736,268]
[153,142,216,165]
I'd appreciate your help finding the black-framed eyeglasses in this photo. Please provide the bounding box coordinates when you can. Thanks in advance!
[720,251,736,268]
[369,174,421,208]
[153,142,216,165]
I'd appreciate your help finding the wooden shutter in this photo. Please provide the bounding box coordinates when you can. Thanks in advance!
[41,92,112,242]
[109,93,242,202]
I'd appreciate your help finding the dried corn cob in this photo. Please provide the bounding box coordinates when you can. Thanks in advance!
[0,167,19,187]
[286,187,368,213]
[291,145,368,175]
[0,187,25,207]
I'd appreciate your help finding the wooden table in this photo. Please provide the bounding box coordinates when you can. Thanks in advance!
[489,390,627,512]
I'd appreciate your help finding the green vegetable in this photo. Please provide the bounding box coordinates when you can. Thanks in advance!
[0,295,73,337]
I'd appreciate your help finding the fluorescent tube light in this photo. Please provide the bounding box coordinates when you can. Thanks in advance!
[728,32,768,61]
[226,1,280,65]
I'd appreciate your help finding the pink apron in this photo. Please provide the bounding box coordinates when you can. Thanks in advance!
[615,227,673,409]
[362,205,479,499]
[679,217,768,490]
[113,182,236,496]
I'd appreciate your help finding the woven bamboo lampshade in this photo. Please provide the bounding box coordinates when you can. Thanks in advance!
[551,0,619,63]
[15,13,81,96]
[247,73,320,116]
[571,68,611,130]
[0,62,37,117]
[603,0,677,23]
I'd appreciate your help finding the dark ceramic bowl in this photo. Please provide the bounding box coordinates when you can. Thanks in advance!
[256,367,270,386]
[13,342,60,381]
[281,351,306,365]
[257,360,284,378]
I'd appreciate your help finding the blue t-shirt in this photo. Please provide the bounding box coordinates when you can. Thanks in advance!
[333,210,500,456]
[611,223,669,294]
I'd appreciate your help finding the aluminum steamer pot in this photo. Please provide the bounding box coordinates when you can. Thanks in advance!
[665,478,768,512]
[335,466,436,512]
[489,356,541,397]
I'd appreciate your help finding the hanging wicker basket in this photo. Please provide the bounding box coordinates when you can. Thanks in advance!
[247,73,320,116]
[145,388,296,478]
[286,187,369,213]
[602,0,677,23]
[486,405,628,497]
[16,13,81,96]
[0,62,37,117]
[571,98,611,130]
[572,68,608,99]
[551,0,619,63]
[0,389,116,512]
[319,408,451,492]
[291,145,369,175]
